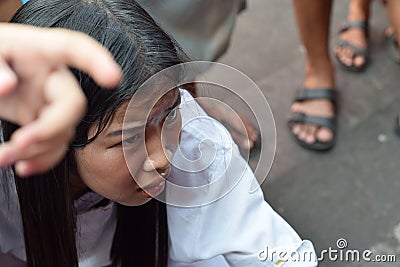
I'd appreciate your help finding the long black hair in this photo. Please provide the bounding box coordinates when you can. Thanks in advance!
[1,0,186,266]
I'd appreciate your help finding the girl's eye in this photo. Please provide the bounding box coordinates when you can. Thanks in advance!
[122,134,142,146]
[165,109,178,122]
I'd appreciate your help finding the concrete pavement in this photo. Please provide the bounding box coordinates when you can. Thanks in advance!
[219,1,400,266]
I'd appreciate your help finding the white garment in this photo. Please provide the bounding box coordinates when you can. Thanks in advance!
[0,90,317,267]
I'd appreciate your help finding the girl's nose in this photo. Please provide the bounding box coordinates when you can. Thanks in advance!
[143,130,172,176]
[143,149,171,173]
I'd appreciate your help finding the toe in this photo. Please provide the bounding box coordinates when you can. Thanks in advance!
[245,123,259,142]
[334,46,343,58]
[304,125,317,144]
[231,131,251,151]
[291,102,302,112]
[298,125,308,141]
[342,48,354,66]
[338,48,351,66]
[292,124,302,135]
[316,127,334,143]
[354,55,365,68]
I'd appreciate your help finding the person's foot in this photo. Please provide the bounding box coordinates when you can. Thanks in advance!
[334,0,370,70]
[186,83,259,151]
[197,97,259,150]
[289,63,336,149]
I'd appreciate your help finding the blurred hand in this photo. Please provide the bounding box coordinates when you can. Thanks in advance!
[196,98,259,151]
[0,23,121,176]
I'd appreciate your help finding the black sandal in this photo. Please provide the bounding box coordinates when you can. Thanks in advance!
[288,88,337,151]
[335,21,369,72]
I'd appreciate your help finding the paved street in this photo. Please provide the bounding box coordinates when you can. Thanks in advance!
[218,1,400,266]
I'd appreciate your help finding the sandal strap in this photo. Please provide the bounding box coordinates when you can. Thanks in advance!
[289,112,336,132]
[336,39,368,56]
[340,21,369,34]
[295,88,336,103]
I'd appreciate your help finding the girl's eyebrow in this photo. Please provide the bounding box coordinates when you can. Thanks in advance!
[106,92,181,138]
[106,125,143,138]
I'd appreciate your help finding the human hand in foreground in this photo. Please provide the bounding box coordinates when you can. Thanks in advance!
[0,23,121,176]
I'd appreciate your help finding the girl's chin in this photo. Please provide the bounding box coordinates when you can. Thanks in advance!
[110,179,166,206]
[115,196,153,207]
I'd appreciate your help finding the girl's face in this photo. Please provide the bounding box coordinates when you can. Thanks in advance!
[74,89,181,206]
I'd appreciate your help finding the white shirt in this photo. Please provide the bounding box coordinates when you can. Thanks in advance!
[0,90,317,267]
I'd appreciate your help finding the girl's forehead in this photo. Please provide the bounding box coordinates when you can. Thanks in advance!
[148,89,180,118]
[118,88,180,123]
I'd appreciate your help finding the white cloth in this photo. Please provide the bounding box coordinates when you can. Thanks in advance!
[167,90,317,267]
[0,90,317,267]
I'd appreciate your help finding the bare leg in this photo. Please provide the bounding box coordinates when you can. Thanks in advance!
[387,0,400,45]
[334,0,372,69]
[291,0,335,146]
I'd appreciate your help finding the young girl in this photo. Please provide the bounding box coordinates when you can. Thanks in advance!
[0,0,317,266]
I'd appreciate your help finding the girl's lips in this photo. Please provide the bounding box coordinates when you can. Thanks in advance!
[137,165,170,198]
[139,180,166,198]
